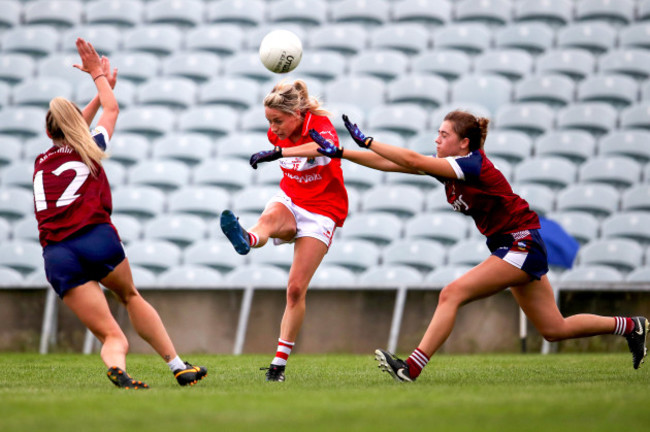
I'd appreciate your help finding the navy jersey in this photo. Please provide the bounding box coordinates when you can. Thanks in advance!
[441,149,540,237]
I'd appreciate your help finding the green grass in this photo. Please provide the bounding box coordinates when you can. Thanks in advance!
[0,353,648,432]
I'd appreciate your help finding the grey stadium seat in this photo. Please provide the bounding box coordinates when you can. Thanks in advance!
[162,52,221,83]
[514,157,577,190]
[454,0,513,27]
[411,50,471,81]
[144,0,204,28]
[556,184,620,217]
[620,23,650,50]
[117,106,175,138]
[494,22,554,55]
[130,266,157,288]
[0,266,24,287]
[125,240,182,274]
[137,77,198,109]
[448,239,490,267]
[451,74,512,116]
[109,52,160,83]
[0,0,21,30]
[578,157,642,189]
[370,23,430,55]
[560,265,624,283]
[622,185,650,211]
[484,130,532,163]
[158,265,223,288]
[215,133,270,160]
[199,77,260,110]
[206,0,266,28]
[405,212,469,245]
[128,159,190,191]
[249,243,294,272]
[307,24,368,56]
[474,49,534,81]
[514,74,575,108]
[366,104,428,137]
[382,239,446,273]
[511,183,555,217]
[340,160,384,192]
[349,50,409,81]
[61,25,122,56]
[75,79,137,108]
[577,75,638,109]
[123,24,182,56]
[599,131,650,163]
[578,239,643,272]
[339,212,403,246]
[495,103,554,137]
[358,265,423,286]
[330,0,390,27]
[110,214,142,244]
[536,49,596,81]
[574,0,634,26]
[599,49,650,80]
[1,25,59,57]
[268,0,327,27]
[620,103,650,130]
[627,267,650,282]
[601,212,650,244]
[103,160,127,187]
[0,240,43,275]
[546,211,600,245]
[325,76,386,114]
[143,214,207,248]
[112,185,166,221]
[392,0,451,26]
[183,240,246,273]
[24,0,83,28]
[557,21,616,54]
[0,136,21,167]
[185,24,245,56]
[152,133,212,166]
[534,130,595,164]
[387,74,448,109]
[1,161,34,190]
[425,265,474,285]
[177,106,238,138]
[231,186,280,214]
[361,185,424,218]
[434,23,492,55]
[168,186,229,220]
[0,54,35,85]
[222,52,275,82]
[13,78,71,109]
[194,158,253,191]
[556,102,618,136]
[0,188,35,221]
[514,0,573,27]
[107,133,150,167]
[85,0,144,28]
[225,264,288,286]
[321,239,381,273]
[294,51,346,82]
[37,53,89,86]
[310,265,357,287]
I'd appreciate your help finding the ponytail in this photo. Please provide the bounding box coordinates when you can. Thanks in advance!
[264,79,329,118]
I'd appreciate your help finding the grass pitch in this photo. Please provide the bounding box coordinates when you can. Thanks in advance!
[0,352,648,432]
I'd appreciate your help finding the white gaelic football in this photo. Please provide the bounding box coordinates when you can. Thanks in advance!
[259,29,303,74]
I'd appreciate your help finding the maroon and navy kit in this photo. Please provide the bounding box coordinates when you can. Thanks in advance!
[441,149,548,279]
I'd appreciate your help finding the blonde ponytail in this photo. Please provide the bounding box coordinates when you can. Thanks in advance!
[46,97,105,176]
[264,79,330,118]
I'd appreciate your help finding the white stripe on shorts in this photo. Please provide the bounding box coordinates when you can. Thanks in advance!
[503,250,527,269]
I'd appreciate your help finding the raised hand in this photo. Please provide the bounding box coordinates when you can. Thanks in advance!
[342,114,373,148]
[72,38,103,79]
[250,146,283,169]
[309,129,343,158]
[101,56,118,89]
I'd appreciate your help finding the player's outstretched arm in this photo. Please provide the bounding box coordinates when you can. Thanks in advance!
[82,56,118,127]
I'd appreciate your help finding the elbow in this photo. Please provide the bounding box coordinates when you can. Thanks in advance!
[402,153,422,171]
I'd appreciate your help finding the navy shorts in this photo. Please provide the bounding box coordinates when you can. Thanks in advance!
[43,223,126,298]
[486,229,549,280]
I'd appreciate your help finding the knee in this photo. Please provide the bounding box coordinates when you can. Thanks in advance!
[539,324,567,342]
[438,282,465,307]
[286,283,307,308]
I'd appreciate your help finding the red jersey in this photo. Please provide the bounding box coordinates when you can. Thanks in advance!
[268,112,348,226]
[441,149,540,237]
[33,127,117,246]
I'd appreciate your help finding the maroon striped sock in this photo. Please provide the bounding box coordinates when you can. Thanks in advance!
[405,348,430,379]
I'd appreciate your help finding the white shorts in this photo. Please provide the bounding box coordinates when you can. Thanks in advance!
[266,191,337,248]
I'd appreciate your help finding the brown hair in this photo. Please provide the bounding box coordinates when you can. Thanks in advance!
[46,97,105,176]
[443,110,490,151]
[263,79,329,118]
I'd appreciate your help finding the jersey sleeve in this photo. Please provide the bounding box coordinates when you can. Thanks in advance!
[445,151,482,181]
[91,126,109,151]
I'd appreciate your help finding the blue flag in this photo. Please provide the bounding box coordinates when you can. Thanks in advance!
[538,217,579,269]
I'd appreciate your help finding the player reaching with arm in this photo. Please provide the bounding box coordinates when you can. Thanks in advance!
[310,110,648,382]
[33,38,206,389]
[220,80,348,382]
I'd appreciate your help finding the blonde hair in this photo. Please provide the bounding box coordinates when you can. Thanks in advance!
[443,110,490,151]
[46,97,105,176]
[263,79,329,118]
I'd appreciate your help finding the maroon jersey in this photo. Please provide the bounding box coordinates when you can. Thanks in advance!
[441,149,540,237]
[33,127,116,247]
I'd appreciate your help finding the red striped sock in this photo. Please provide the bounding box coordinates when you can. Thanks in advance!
[614,316,635,335]
[405,348,429,379]
[248,231,259,248]
[271,338,294,366]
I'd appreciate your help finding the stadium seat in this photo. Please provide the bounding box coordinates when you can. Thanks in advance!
[451,74,512,116]
[349,50,409,81]
[185,24,245,56]
[620,103,650,130]
[325,76,386,114]
[411,50,471,81]
[560,265,624,282]
[158,265,223,287]
[340,212,402,245]
[577,75,638,108]
[85,0,144,28]
[424,186,455,213]
[387,74,447,109]
[514,0,573,27]
[23,0,82,28]
[130,265,158,287]
[249,243,294,271]
[103,160,127,187]
[168,186,229,220]
[0,136,21,167]
[448,239,490,267]
[405,212,469,245]
[534,131,595,164]
[0,0,21,30]
[294,51,346,82]
[490,157,513,182]
[0,187,37,221]
[575,0,634,26]
[223,52,275,82]
[474,49,533,81]
[0,218,9,242]
[384,170,439,191]
[310,264,357,287]
[110,214,142,244]
[128,159,190,191]
[0,266,24,287]
[382,239,446,273]
[0,85,9,107]
[0,54,35,85]
[117,106,175,138]
[330,0,390,27]
[255,165,284,187]
[123,24,182,56]
[206,0,266,27]
[626,267,650,282]
[339,160,384,191]
[112,185,166,220]
[536,49,596,81]
[556,184,620,217]
[495,103,554,136]
[599,131,650,163]
[177,106,239,138]
[137,77,197,109]
[75,79,137,108]
[215,132,271,160]
[37,53,88,86]
[358,265,423,286]
[24,137,52,162]
[109,52,160,83]
[194,158,253,191]
[183,240,246,273]
[483,130,532,163]
[162,52,221,82]
[144,0,203,28]
[578,157,641,188]
[435,23,492,54]
[557,22,616,55]
[640,0,650,21]
[392,0,451,26]
[307,24,368,56]
[622,185,650,211]
[579,239,643,272]
[546,211,599,245]
[514,74,575,108]
[144,214,207,247]
[494,22,554,54]
[152,133,212,166]
[246,24,307,51]
[514,157,577,190]
[321,239,381,273]
[231,186,280,214]
[601,212,650,244]
[366,104,427,137]
[25,269,50,287]
[455,0,512,26]
[556,103,618,136]
[61,26,122,56]
[425,265,474,285]
[619,23,650,50]
[125,240,182,274]
[511,183,555,216]
[225,264,288,286]
[240,106,270,133]
[370,23,430,55]
[408,130,437,156]
[1,25,59,57]
[106,133,149,167]
[599,49,650,80]
[268,0,327,27]
[361,185,424,218]
[0,240,42,275]
[430,103,491,130]
[13,78,72,109]
[643,81,650,102]
[1,161,34,190]
[199,77,260,110]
